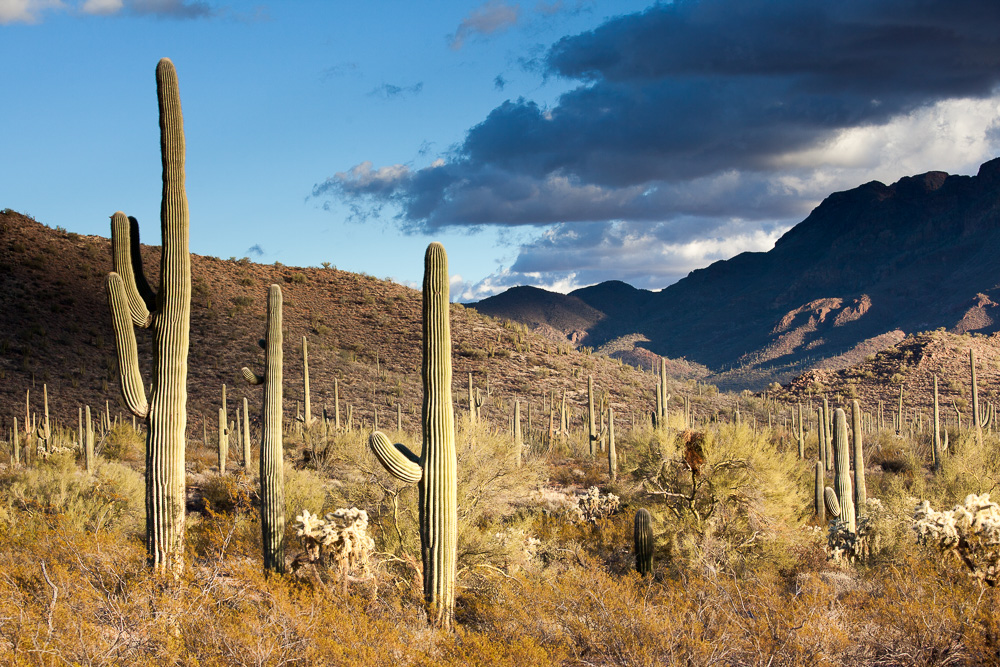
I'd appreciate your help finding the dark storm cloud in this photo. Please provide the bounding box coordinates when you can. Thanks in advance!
[319,0,1000,232]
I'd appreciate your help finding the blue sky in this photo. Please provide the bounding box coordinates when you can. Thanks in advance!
[4,1,1000,301]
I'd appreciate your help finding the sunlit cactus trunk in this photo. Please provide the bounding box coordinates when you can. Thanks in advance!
[814,461,825,522]
[241,285,286,574]
[105,58,190,574]
[932,375,941,470]
[85,405,94,475]
[607,407,617,481]
[368,243,457,629]
[832,408,855,533]
[851,399,866,516]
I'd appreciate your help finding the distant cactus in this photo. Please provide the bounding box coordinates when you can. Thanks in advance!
[634,508,654,575]
[84,405,94,474]
[971,349,992,447]
[369,243,457,629]
[815,461,825,521]
[104,58,190,573]
[933,375,941,469]
[851,400,866,517]
[468,373,483,424]
[588,376,597,457]
[218,407,229,473]
[607,407,617,482]
[797,402,804,459]
[242,284,286,574]
[513,399,523,468]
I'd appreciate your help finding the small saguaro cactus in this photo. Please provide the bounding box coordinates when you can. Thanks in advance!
[242,284,286,574]
[588,376,597,457]
[814,461,825,521]
[104,58,191,574]
[932,375,941,470]
[302,336,312,427]
[242,397,251,467]
[797,402,804,459]
[218,407,229,473]
[468,373,483,424]
[832,408,856,533]
[368,243,457,629]
[971,349,992,447]
[513,399,523,468]
[634,508,654,575]
[607,407,617,481]
[850,399,866,516]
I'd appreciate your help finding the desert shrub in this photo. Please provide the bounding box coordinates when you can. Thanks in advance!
[99,421,143,463]
[0,454,143,536]
[629,422,809,576]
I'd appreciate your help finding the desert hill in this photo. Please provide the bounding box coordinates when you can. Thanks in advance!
[0,209,671,440]
[472,159,1000,390]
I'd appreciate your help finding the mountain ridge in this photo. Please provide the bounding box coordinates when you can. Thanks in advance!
[471,158,1000,389]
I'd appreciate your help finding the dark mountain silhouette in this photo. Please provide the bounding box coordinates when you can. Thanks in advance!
[472,159,1000,389]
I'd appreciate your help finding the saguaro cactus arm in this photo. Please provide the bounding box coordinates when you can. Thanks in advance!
[369,432,423,483]
[242,367,264,385]
[106,273,149,419]
[110,211,154,327]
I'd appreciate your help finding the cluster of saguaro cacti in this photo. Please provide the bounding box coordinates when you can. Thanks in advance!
[468,373,483,424]
[634,508,654,575]
[104,58,191,574]
[970,349,994,447]
[654,359,669,428]
[369,243,457,629]
[242,285,286,574]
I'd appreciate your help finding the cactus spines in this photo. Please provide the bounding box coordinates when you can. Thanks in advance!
[242,284,286,574]
[814,461,825,521]
[634,508,653,575]
[832,408,856,533]
[369,243,457,629]
[105,58,190,574]
[824,486,841,519]
[850,400,866,517]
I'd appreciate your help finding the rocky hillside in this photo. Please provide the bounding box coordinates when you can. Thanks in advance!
[473,159,1000,390]
[0,210,677,440]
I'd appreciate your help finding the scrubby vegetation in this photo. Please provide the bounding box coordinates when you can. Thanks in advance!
[1,407,1000,664]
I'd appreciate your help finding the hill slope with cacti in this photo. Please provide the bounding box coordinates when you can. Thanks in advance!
[0,208,688,440]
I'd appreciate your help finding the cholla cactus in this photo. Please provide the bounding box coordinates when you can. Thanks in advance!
[293,507,376,591]
[913,494,1000,586]
[577,486,620,522]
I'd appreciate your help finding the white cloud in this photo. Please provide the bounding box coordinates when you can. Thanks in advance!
[81,0,123,14]
[0,0,63,23]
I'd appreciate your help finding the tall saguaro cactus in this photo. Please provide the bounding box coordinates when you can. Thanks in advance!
[369,243,458,629]
[242,285,286,574]
[832,408,856,534]
[851,399,866,517]
[105,58,191,573]
[971,349,992,447]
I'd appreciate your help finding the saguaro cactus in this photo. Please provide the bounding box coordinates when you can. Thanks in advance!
[218,407,229,473]
[513,399,522,468]
[971,349,992,447]
[242,396,251,467]
[105,58,190,573]
[369,243,457,629]
[84,405,94,475]
[588,376,597,457]
[814,461,825,521]
[832,408,856,533]
[932,375,941,470]
[242,284,286,574]
[851,399,866,517]
[607,407,617,481]
[634,508,654,575]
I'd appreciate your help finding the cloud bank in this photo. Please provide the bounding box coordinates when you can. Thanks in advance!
[1,0,221,22]
[316,0,1000,296]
